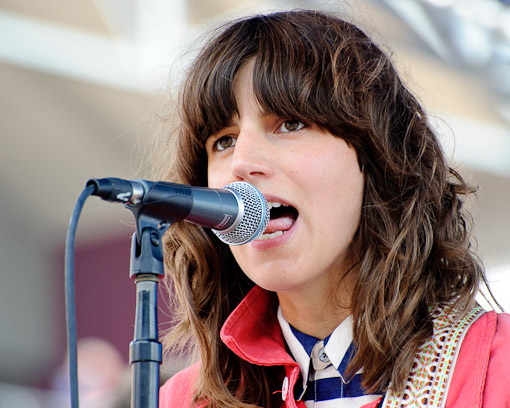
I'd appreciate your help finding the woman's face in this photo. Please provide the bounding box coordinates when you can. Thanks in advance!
[205,62,364,299]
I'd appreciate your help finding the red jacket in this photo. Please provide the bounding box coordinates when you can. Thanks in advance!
[160,286,510,407]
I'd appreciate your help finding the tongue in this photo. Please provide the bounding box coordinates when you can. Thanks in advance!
[264,215,295,234]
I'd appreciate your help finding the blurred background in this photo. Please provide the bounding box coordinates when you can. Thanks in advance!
[0,0,508,406]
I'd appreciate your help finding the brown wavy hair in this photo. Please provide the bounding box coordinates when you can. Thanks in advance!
[159,9,490,407]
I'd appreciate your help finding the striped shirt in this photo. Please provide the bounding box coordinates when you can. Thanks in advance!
[277,307,382,407]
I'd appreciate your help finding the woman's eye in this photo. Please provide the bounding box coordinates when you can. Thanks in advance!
[279,120,305,133]
[214,136,237,151]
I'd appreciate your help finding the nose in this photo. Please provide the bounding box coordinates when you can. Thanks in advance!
[230,129,273,182]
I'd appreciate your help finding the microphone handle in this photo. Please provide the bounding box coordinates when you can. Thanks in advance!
[183,186,240,230]
[86,178,240,230]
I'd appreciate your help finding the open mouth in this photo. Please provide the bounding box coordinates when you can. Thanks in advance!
[256,201,299,240]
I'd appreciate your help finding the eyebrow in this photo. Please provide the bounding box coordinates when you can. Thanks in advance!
[205,123,236,147]
[213,116,239,134]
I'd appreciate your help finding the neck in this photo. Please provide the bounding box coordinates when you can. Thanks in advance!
[276,276,354,340]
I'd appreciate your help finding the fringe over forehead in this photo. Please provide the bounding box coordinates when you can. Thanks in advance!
[179,10,384,147]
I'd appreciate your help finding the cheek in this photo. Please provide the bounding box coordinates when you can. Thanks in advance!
[314,158,364,233]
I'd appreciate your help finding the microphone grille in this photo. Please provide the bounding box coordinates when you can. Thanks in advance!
[213,182,269,245]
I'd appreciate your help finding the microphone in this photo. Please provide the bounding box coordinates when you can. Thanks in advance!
[86,178,269,245]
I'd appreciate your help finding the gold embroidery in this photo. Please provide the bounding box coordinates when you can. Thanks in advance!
[383,304,485,408]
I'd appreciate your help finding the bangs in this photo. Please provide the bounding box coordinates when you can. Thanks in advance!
[250,14,341,130]
[183,11,361,144]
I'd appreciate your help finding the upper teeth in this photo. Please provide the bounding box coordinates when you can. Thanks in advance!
[267,201,283,209]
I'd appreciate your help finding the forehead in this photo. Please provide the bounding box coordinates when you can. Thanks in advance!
[232,59,264,113]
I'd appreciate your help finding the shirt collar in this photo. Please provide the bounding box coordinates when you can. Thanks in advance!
[277,306,355,384]
[325,315,355,379]
[277,306,312,390]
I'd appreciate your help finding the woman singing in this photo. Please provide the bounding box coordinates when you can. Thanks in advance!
[157,10,510,408]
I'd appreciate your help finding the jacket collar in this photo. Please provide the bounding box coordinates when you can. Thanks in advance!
[220,285,297,368]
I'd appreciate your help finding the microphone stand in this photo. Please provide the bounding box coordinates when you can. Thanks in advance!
[129,216,170,407]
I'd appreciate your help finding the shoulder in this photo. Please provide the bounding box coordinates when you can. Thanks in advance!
[482,312,510,406]
[159,362,201,408]
[461,311,510,367]
[447,311,510,407]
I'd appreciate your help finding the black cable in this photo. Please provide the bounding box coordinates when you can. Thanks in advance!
[65,185,95,408]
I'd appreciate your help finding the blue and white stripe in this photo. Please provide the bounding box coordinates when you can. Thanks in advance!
[278,307,382,407]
